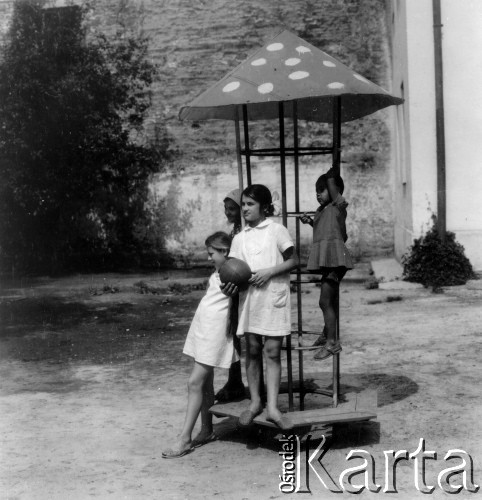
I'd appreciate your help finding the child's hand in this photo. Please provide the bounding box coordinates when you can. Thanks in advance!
[249,268,273,288]
[298,213,313,225]
[220,282,239,296]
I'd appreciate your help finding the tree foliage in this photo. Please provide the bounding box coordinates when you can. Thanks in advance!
[402,217,476,288]
[0,0,164,274]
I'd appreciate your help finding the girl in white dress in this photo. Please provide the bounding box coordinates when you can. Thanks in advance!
[162,232,237,458]
[225,185,298,430]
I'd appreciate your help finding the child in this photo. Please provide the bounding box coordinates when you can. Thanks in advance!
[223,184,298,430]
[299,168,353,360]
[224,188,242,239]
[214,189,246,402]
[162,232,237,459]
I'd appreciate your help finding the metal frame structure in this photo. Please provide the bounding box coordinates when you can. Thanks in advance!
[180,31,403,426]
[233,97,343,412]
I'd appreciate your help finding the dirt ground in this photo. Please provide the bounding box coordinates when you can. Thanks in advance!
[1,269,482,500]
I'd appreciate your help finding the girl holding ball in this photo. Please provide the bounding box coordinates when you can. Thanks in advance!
[223,184,298,430]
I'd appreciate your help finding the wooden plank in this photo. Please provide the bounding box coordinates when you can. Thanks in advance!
[210,404,376,429]
[209,390,377,429]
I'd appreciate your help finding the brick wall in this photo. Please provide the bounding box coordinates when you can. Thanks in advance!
[1,0,396,264]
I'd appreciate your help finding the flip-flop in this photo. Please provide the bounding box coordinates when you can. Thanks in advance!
[238,407,263,427]
[266,414,294,430]
[191,432,218,449]
[314,342,342,360]
[161,446,194,459]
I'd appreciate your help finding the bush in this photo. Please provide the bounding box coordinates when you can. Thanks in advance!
[402,218,476,288]
[0,1,167,274]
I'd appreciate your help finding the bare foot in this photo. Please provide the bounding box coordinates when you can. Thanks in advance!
[266,408,294,430]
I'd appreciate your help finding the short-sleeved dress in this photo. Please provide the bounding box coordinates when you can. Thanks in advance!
[183,273,238,369]
[306,194,353,271]
[229,218,294,337]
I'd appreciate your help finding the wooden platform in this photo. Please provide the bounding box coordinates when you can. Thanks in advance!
[210,389,377,429]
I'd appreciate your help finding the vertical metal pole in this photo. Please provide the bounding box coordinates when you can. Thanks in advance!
[433,0,446,241]
[234,106,244,224]
[332,97,342,408]
[278,102,288,227]
[293,101,305,411]
[279,101,293,411]
[242,105,252,186]
[242,104,265,397]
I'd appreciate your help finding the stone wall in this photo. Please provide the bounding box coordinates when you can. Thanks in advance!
[1,0,397,265]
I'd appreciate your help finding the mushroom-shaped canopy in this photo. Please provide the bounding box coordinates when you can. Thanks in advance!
[179,30,403,124]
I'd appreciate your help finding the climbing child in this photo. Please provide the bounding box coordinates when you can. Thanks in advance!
[299,167,353,360]
[223,184,298,430]
[214,189,246,402]
[162,232,237,458]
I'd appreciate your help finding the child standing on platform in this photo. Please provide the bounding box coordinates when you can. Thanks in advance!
[162,232,237,459]
[223,184,298,430]
[214,189,246,402]
[299,168,353,360]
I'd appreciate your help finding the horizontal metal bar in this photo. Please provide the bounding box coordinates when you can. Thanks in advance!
[245,146,333,153]
[286,211,316,217]
[242,151,333,157]
[290,330,324,335]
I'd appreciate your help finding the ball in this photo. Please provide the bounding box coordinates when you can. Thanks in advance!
[219,258,252,288]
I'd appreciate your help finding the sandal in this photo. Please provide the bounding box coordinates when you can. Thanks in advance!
[238,407,263,427]
[162,445,194,459]
[191,432,218,449]
[314,342,342,360]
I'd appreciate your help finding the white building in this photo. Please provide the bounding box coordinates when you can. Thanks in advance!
[387,0,482,271]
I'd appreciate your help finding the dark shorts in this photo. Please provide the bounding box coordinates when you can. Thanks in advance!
[320,266,347,284]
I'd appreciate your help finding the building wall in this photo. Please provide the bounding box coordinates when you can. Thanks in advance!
[388,0,482,270]
[388,0,438,260]
[1,0,399,266]
[441,0,482,270]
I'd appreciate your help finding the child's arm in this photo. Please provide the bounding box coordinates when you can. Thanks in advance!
[326,166,341,204]
[298,213,314,226]
[249,246,298,288]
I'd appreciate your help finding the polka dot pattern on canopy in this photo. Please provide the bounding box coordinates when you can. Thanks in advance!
[223,32,388,100]
[222,81,240,93]
[289,71,310,80]
[179,30,404,123]
[258,82,274,94]
[267,43,284,51]
[251,58,266,66]
[354,74,370,84]
[285,58,301,66]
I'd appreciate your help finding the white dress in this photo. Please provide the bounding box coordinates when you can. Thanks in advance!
[183,273,238,369]
[229,219,294,337]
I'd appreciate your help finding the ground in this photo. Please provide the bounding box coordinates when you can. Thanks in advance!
[1,270,481,499]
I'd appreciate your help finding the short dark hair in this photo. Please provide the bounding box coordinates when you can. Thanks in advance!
[205,231,231,251]
[242,184,274,216]
[315,174,344,196]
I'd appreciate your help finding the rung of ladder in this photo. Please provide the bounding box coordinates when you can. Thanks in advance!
[290,330,324,335]
[282,344,322,351]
